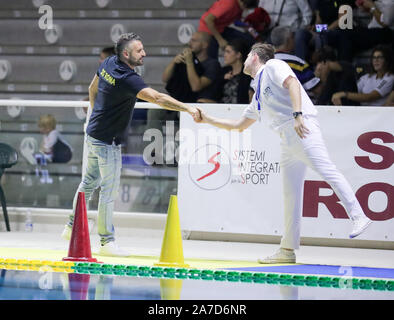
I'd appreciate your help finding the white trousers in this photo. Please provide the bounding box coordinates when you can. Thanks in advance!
[278,116,364,250]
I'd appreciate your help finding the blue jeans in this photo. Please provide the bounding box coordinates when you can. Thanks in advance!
[68,135,121,245]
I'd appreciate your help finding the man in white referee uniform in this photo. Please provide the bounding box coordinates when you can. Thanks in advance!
[197,43,372,264]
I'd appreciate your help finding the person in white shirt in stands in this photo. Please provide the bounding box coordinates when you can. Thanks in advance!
[196,43,372,264]
[258,0,313,60]
[38,114,72,163]
[332,45,394,106]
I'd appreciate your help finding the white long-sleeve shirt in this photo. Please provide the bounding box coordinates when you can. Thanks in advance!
[259,0,312,30]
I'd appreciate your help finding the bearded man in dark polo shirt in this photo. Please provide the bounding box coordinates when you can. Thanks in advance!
[61,33,200,257]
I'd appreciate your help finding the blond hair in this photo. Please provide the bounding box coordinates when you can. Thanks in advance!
[250,43,275,63]
[38,114,56,131]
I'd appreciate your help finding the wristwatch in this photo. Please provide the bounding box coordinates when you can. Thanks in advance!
[293,111,303,119]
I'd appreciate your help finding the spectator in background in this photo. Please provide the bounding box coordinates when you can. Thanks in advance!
[258,0,313,60]
[331,45,394,106]
[37,114,72,164]
[99,46,116,64]
[270,26,320,95]
[326,0,394,62]
[216,38,252,104]
[313,46,359,106]
[384,90,394,106]
[198,0,258,59]
[162,31,221,103]
[151,31,220,146]
[149,31,221,162]
[304,0,356,61]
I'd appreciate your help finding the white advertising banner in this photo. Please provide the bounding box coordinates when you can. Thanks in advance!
[178,105,393,241]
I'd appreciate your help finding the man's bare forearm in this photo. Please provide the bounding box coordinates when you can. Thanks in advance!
[155,93,191,113]
[89,91,96,110]
[202,113,244,131]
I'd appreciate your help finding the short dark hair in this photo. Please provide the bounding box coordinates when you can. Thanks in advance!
[227,38,250,62]
[115,33,142,59]
[241,0,259,9]
[101,46,116,56]
[370,45,394,75]
[250,42,275,63]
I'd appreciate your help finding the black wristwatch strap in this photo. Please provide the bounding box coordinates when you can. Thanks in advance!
[293,111,303,119]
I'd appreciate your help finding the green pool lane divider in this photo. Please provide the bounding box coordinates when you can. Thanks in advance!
[71,262,394,291]
[1,258,393,291]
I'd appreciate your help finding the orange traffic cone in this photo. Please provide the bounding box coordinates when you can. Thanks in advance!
[63,192,98,262]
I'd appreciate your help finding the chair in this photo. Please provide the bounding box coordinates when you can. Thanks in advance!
[0,143,18,231]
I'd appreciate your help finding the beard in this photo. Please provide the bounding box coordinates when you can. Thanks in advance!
[127,55,143,67]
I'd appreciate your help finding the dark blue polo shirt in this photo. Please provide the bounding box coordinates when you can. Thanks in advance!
[86,56,148,145]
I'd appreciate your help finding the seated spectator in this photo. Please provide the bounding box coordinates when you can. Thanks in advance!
[37,114,72,163]
[216,39,252,104]
[148,31,221,160]
[384,90,394,106]
[312,46,359,105]
[161,31,221,103]
[258,0,313,60]
[270,26,320,94]
[326,0,394,62]
[198,0,258,59]
[332,45,394,106]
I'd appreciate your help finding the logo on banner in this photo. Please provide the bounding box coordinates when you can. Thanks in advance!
[44,24,62,44]
[111,24,126,43]
[177,24,195,44]
[188,144,231,191]
[59,60,77,81]
[0,60,12,81]
[161,0,176,7]
[134,65,145,77]
[96,0,111,8]
[7,97,25,118]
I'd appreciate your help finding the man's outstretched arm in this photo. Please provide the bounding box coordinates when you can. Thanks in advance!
[197,107,256,131]
[137,87,201,121]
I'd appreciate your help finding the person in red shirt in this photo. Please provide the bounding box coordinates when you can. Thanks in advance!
[199,0,258,58]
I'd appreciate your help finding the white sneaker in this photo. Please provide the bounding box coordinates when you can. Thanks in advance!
[61,219,94,241]
[258,248,296,264]
[349,216,372,239]
[61,225,72,241]
[98,242,131,257]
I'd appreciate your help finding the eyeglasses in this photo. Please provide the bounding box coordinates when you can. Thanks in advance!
[372,56,384,60]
